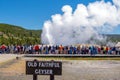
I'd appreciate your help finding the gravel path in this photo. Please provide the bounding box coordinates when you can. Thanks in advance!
[0,54,24,64]
[0,57,120,80]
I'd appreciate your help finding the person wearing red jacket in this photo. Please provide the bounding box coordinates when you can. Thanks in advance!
[34,45,39,54]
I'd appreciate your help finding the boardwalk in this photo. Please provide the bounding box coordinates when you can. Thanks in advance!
[24,54,120,58]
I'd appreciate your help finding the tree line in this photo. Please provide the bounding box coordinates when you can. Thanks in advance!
[0,23,41,45]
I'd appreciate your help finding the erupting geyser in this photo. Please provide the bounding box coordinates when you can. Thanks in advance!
[41,0,120,45]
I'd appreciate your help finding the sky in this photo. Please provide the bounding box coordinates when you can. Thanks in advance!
[0,0,120,34]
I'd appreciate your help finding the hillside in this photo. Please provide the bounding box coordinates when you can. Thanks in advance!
[105,34,120,42]
[0,23,120,45]
[0,23,42,45]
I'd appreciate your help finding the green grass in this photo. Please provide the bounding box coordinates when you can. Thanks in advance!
[27,57,120,61]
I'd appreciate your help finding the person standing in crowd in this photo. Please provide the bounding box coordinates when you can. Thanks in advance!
[34,44,39,54]
[0,44,7,53]
[55,45,59,54]
[69,45,73,54]
[28,45,33,54]
[59,45,63,54]
[116,47,120,55]
[112,46,116,54]
[44,45,48,54]
[119,47,120,55]
[76,46,81,54]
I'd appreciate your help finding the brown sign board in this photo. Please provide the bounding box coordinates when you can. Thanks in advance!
[26,60,62,75]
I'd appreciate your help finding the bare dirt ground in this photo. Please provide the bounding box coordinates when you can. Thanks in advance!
[0,57,120,80]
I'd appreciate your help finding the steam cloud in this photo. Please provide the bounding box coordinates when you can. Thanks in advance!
[41,0,120,45]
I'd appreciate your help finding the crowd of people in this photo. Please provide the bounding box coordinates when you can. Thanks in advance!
[0,44,120,55]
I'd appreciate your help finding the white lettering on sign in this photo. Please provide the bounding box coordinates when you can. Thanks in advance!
[38,62,60,68]
[28,62,37,67]
[35,69,53,75]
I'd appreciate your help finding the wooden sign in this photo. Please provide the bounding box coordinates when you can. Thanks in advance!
[26,60,62,75]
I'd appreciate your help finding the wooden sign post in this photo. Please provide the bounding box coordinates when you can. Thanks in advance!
[33,74,37,80]
[50,75,54,80]
[26,59,62,80]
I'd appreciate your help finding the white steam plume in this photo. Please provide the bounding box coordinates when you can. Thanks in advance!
[41,0,120,45]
